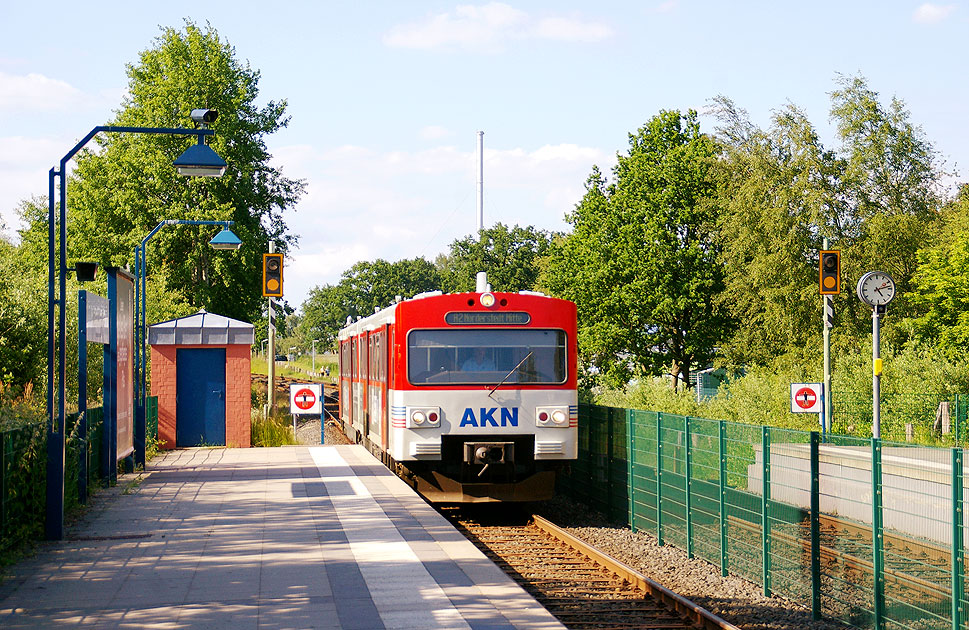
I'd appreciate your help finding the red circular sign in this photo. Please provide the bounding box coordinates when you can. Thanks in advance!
[293,388,317,410]
[794,387,818,410]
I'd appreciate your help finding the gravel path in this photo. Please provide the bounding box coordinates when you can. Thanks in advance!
[295,417,351,446]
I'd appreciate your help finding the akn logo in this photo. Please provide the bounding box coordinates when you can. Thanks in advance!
[459,407,519,428]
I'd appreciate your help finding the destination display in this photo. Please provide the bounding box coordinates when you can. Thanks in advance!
[445,311,530,326]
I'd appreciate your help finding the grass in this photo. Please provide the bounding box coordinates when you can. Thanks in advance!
[251,355,337,384]
[251,411,299,447]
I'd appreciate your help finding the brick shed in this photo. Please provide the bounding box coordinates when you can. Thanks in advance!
[149,310,254,449]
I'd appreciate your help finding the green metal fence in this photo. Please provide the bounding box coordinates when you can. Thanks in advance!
[0,397,157,553]
[560,404,969,630]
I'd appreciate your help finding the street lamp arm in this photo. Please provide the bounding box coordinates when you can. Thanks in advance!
[59,126,214,167]
[141,219,234,248]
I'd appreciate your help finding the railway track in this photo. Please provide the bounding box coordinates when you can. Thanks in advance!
[444,508,740,630]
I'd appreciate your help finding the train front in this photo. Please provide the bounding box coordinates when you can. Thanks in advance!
[392,288,578,502]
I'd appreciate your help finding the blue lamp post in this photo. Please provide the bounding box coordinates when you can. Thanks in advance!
[133,219,241,468]
[47,112,228,540]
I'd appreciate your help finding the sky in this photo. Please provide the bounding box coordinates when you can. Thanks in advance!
[2,1,968,311]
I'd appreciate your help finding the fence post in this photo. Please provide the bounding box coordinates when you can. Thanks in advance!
[811,431,821,620]
[685,416,694,559]
[872,438,885,630]
[957,395,963,445]
[719,420,728,577]
[627,409,636,533]
[952,447,963,630]
[607,408,615,521]
[657,412,664,546]
[762,426,772,597]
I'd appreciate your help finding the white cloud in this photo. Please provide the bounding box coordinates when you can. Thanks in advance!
[0,135,71,235]
[384,3,612,52]
[269,139,612,306]
[652,1,679,14]
[420,125,451,140]
[913,3,956,24]
[0,71,85,111]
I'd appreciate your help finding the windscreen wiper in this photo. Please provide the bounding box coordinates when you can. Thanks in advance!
[488,351,533,399]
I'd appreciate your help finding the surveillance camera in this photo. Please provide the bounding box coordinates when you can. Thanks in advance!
[190,109,218,124]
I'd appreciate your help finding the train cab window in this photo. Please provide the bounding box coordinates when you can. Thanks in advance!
[408,329,567,385]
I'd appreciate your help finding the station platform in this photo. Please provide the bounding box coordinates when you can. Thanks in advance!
[0,446,565,629]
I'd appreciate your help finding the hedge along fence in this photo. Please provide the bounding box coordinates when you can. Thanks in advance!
[831,392,969,444]
[0,398,157,554]
[558,404,969,630]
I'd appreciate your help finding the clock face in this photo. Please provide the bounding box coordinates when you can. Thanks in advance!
[856,271,896,306]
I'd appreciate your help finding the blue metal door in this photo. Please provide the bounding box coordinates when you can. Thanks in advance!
[176,348,226,446]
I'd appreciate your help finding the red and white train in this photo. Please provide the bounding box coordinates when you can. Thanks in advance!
[337,274,578,502]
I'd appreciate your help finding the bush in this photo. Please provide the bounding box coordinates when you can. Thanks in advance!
[595,339,969,443]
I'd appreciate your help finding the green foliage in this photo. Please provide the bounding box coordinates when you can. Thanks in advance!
[437,223,554,293]
[542,110,731,388]
[903,187,969,357]
[251,412,298,447]
[0,229,48,390]
[597,340,969,444]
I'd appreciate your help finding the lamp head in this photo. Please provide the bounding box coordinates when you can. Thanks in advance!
[174,142,227,178]
[73,261,98,282]
[208,227,242,251]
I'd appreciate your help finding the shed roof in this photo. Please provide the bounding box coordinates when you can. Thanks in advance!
[148,309,254,346]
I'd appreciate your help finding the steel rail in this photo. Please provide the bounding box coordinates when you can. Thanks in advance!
[531,514,742,630]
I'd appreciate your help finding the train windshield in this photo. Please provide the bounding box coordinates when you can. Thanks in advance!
[408,329,567,385]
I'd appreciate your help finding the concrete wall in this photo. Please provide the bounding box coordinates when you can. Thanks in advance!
[150,343,251,449]
[747,443,965,546]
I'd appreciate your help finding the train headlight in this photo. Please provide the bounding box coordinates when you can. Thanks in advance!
[408,407,441,429]
[536,406,570,428]
[479,292,496,308]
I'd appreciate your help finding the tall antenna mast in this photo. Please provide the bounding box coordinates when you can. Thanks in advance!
[476,130,484,239]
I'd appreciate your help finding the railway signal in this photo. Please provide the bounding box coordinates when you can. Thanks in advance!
[262,253,283,297]
[819,250,840,295]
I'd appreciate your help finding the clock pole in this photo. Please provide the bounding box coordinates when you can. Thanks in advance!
[872,306,881,439]
[857,271,894,439]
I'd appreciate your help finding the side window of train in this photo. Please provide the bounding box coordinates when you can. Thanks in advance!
[352,337,358,379]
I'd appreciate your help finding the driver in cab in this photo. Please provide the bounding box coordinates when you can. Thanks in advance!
[461,347,495,371]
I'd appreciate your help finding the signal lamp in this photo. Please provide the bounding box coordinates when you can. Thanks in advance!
[820,250,841,295]
[263,253,283,298]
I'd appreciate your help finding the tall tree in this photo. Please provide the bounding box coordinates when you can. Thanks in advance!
[713,98,848,364]
[542,110,731,388]
[830,74,946,328]
[65,21,304,323]
[437,223,554,293]
[713,76,947,363]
